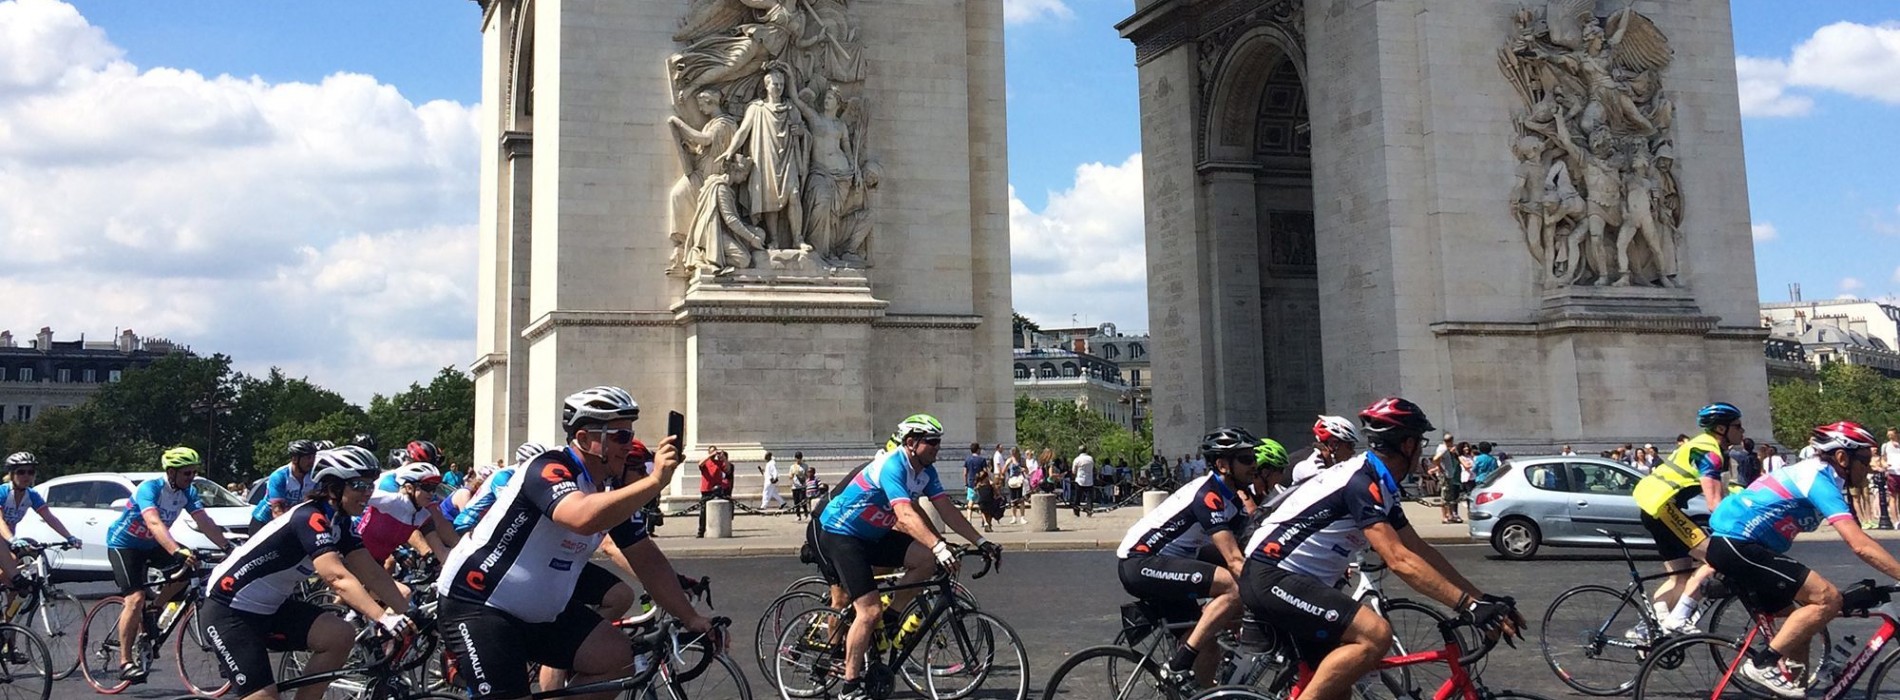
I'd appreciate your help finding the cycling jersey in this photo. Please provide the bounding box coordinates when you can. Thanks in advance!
[376,472,401,493]
[107,478,206,550]
[0,484,45,528]
[249,464,316,523]
[438,447,615,623]
[1634,432,1725,514]
[1116,474,1242,559]
[452,467,517,533]
[207,500,362,614]
[818,449,945,541]
[1709,457,1852,553]
[354,490,440,561]
[1287,452,1330,487]
[1244,452,1407,584]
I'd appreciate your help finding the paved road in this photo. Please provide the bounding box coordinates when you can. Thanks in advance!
[41,541,1889,699]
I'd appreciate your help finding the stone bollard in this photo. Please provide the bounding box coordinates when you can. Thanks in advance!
[1143,490,1169,514]
[707,499,734,538]
[1029,493,1058,532]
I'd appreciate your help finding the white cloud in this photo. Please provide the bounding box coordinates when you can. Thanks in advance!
[1842,277,1865,293]
[1003,0,1073,25]
[1010,154,1146,330]
[1751,221,1779,242]
[0,0,479,402]
[1734,57,1813,117]
[1787,21,1900,104]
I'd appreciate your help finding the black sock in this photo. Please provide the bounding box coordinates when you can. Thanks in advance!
[1168,642,1198,671]
[1754,646,1784,667]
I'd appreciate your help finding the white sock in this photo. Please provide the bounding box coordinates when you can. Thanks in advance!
[1670,596,1700,623]
[1652,600,1671,623]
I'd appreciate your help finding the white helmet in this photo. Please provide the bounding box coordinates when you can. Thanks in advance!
[392,463,442,486]
[313,446,379,485]
[1312,415,1362,444]
[562,386,640,430]
[516,441,553,466]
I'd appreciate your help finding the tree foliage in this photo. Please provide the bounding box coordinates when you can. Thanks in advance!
[1014,395,1152,465]
[1769,363,1900,448]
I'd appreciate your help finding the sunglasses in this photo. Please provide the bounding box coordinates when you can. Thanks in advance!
[596,428,636,445]
[8,470,33,477]
[176,470,198,479]
[921,438,942,446]
[345,479,374,492]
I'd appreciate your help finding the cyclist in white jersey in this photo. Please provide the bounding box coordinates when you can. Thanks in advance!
[1241,398,1522,700]
[0,453,80,586]
[435,386,679,700]
[1287,415,1361,487]
[1115,427,1261,687]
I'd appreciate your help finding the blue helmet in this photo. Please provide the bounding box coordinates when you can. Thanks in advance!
[1696,402,1742,430]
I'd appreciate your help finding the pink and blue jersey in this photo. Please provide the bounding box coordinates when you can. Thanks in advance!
[0,484,45,528]
[818,450,945,540]
[1709,457,1852,553]
[107,479,206,550]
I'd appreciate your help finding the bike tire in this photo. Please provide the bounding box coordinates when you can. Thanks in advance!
[30,587,83,680]
[1483,693,1561,700]
[653,650,753,700]
[781,575,831,596]
[773,606,846,700]
[173,605,233,696]
[1631,632,1759,699]
[78,596,133,694]
[918,609,1026,700]
[1864,643,1900,700]
[0,622,53,700]
[1539,583,1649,696]
[1701,593,1834,685]
[1185,687,1274,700]
[1041,644,1175,700]
[1379,599,1457,698]
[755,590,825,681]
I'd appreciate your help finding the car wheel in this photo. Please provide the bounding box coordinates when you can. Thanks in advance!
[1493,518,1540,560]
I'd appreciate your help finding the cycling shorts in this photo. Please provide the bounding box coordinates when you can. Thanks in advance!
[574,563,623,608]
[1118,555,1217,603]
[441,595,605,700]
[1706,536,1808,614]
[1639,501,1705,561]
[199,599,326,694]
[814,529,915,600]
[1238,564,1358,665]
[108,547,168,595]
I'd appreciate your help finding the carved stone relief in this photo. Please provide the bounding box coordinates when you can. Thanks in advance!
[666,0,877,279]
[1501,1,1681,289]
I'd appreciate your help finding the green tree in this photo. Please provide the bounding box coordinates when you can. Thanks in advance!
[1014,395,1151,466]
[1769,363,1900,448]
[367,367,476,468]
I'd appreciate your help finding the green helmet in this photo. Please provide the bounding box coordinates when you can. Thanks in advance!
[1254,439,1289,469]
[160,447,202,470]
[896,413,944,440]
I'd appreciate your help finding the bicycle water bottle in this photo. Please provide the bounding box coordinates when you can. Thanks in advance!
[892,612,925,649]
[158,601,183,629]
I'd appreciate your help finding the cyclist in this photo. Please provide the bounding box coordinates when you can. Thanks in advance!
[379,440,443,491]
[350,433,378,454]
[1636,401,1743,635]
[105,446,235,680]
[450,441,547,534]
[1289,415,1361,486]
[356,461,457,564]
[1115,427,1261,687]
[1241,398,1521,700]
[0,453,82,583]
[1705,421,1898,699]
[201,447,416,700]
[249,439,320,535]
[813,414,1003,700]
[1243,438,1291,514]
[436,386,680,700]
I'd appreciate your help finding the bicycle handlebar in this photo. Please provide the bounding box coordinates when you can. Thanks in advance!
[8,538,78,555]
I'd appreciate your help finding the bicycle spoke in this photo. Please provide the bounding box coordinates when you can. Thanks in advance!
[1541,584,1649,695]
[1043,645,1174,700]
[1634,634,1755,699]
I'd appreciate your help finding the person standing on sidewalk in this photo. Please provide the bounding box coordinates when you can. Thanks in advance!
[1071,446,1097,516]
[962,443,986,513]
[1884,429,1900,528]
[790,456,811,521]
[760,451,786,509]
[696,448,734,538]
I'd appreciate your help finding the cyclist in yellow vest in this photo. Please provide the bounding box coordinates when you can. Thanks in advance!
[1633,402,1744,636]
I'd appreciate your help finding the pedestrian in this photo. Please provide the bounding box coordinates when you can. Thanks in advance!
[1559,444,1576,456]
[1071,445,1096,517]
[991,443,1007,477]
[975,470,1003,532]
[1005,447,1027,524]
[442,462,467,489]
[696,447,733,538]
[1884,429,1900,529]
[1026,448,1045,501]
[759,451,785,509]
[789,456,811,521]
[1456,442,1476,499]
[962,442,986,513]
[800,451,825,512]
[1472,442,1500,485]
[1759,443,1786,474]
[1728,438,1760,487]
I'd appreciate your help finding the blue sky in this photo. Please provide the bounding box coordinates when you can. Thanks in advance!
[1,0,1895,399]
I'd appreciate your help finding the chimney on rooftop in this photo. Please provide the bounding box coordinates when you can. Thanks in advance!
[35,327,52,352]
[0,331,10,348]
[118,329,138,353]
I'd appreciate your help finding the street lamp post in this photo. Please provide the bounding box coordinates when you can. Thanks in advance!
[189,397,235,480]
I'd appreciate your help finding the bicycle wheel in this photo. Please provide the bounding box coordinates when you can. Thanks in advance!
[1632,633,1753,699]
[1701,595,1834,681]
[919,609,1028,700]
[78,596,133,694]
[773,607,846,699]
[1866,645,1900,700]
[756,590,825,681]
[1379,600,1456,698]
[1483,693,1560,700]
[660,651,753,700]
[28,587,82,680]
[174,605,234,696]
[1540,584,1650,695]
[0,623,53,700]
[1041,645,1175,700]
[782,576,831,596]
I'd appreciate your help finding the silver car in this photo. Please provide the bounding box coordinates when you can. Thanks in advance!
[1467,455,1716,560]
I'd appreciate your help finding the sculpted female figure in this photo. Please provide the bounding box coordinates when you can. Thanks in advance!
[720,71,806,249]
[670,0,819,101]
[793,86,858,261]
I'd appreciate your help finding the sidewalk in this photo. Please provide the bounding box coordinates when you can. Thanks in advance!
[651,500,1480,557]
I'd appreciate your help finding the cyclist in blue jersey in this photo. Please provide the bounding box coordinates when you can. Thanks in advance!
[1706,421,1900,699]
[249,439,320,534]
[814,414,1003,700]
[106,447,235,680]
[0,453,81,585]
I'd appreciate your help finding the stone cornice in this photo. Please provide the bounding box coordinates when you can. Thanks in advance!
[501,131,532,159]
[1431,314,1725,338]
[469,352,507,376]
[873,314,984,331]
[521,311,679,342]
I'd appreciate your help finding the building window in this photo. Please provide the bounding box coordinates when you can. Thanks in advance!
[1130,369,1142,385]
[13,406,28,423]
[109,370,122,382]
[57,368,70,383]
[83,369,95,383]
[1014,365,1029,380]
[17,368,30,382]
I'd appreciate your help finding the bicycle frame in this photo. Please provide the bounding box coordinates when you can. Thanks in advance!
[1703,608,1899,700]
[1286,621,1483,700]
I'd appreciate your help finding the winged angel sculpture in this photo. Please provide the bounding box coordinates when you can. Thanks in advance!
[664,0,876,277]
[1500,0,1682,289]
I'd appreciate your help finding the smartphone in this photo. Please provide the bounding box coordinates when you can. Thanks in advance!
[667,410,687,452]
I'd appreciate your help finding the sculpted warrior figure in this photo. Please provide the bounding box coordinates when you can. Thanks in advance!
[1615,154,1674,287]
[720,72,807,250]
[666,90,738,276]
[684,154,768,276]
[792,85,858,263]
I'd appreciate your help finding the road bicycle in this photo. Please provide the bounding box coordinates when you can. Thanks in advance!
[167,611,467,700]
[773,547,1026,700]
[1633,579,1900,699]
[77,547,229,694]
[1,539,83,679]
[1183,611,1553,700]
[755,539,979,682]
[0,621,52,700]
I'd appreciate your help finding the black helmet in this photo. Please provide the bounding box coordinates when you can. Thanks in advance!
[1200,426,1262,461]
[286,440,319,457]
[406,440,442,466]
[1359,397,1437,446]
[350,433,377,453]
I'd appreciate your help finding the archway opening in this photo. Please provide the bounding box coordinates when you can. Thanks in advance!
[1251,55,1322,439]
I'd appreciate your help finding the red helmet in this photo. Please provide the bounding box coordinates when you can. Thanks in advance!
[628,438,654,465]
[1811,421,1876,453]
[1358,397,1437,444]
[1312,416,1361,444]
[406,440,442,466]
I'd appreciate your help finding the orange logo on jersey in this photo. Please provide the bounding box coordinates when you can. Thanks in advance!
[1368,483,1384,505]
[219,576,235,593]
[308,512,330,533]
[1203,492,1225,511]
[465,571,486,591]
[544,465,572,484]
[1262,542,1282,558]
